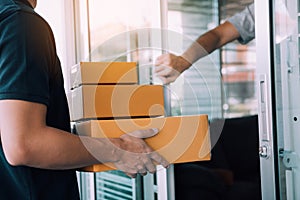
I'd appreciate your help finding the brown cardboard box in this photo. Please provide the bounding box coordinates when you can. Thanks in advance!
[75,115,210,172]
[70,62,138,88]
[70,85,165,121]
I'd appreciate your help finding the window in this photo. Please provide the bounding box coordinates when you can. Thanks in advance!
[167,0,222,119]
[73,1,163,199]
[220,1,257,117]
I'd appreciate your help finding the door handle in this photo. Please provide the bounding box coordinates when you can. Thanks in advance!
[259,74,271,142]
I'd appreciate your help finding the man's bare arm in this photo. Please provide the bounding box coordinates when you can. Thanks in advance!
[0,100,168,176]
[182,21,241,64]
[155,21,241,84]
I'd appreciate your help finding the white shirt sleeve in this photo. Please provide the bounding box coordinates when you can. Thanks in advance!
[227,3,255,44]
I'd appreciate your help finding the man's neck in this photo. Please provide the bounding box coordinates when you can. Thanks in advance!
[27,0,36,8]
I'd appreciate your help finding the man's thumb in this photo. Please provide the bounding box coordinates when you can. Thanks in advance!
[126,128,159,139]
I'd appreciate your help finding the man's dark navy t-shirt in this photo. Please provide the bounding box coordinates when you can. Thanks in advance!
[0,0,80,199]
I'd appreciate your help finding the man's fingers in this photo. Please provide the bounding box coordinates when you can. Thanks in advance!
[156,74,176,84]
[137,164,148,176]
[166,76,176,84]
[155,67,180,78]
[154,65,167,73]
[126,172,137,178]
[144,158,156,174]
[115,128,169,176]
[155,67,172,77]
[116,162,141,178]
[154,56,163,66]
[155,54,171,66]
[156,76,168,84]
[117,160,150,177]
[150,152,170,168]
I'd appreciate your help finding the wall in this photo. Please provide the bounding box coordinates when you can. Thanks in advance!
[35,0,75,91]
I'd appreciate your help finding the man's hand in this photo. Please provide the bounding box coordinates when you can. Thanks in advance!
[0,100,167,172]
[110,128,169,178]
[155,53,191,84]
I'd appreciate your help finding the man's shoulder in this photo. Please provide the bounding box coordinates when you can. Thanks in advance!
[0,0,19,21]
[0,0,39,22]
[0,3,50,36]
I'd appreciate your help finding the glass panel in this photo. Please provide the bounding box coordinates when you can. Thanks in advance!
[272,0,300,199]
[166,0,257,119]
[87,0,164,85]
[83,1,163,200]
[167,0,222,119]
[220,1,257,118]
[221,41,257,118]
[88,0,161,63]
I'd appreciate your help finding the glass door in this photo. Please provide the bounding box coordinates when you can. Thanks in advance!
[73,0,167,199]
[256,0,300,199]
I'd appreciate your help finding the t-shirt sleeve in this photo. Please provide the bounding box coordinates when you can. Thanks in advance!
[227,3,255,44]
[0,11,55,106]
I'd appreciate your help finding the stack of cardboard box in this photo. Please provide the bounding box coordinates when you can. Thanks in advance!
[69,62,211,172]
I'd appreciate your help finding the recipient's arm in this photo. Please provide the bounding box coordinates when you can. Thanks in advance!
[155,21,241,84]
[182,21,241,65]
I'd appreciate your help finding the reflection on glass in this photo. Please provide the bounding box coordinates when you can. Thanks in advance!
[167,0,223,119]
[273,0,299,199]
[274,0,297,43]
[219,2,257,118]
[85,1,162,200]
[88,0,161,62]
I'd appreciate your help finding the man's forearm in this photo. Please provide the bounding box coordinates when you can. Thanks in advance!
[14,126,119,170]
[181,31,218,65]
[181,21,240,65]
[0,100,167,176]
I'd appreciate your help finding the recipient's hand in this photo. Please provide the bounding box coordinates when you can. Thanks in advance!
[110,128,169,178]
[155,53,191,84]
